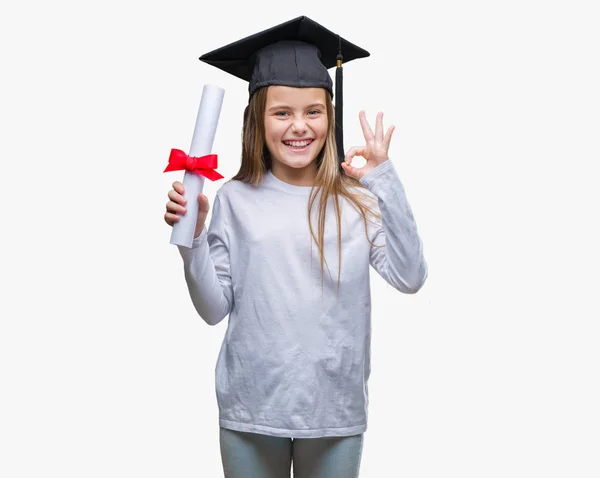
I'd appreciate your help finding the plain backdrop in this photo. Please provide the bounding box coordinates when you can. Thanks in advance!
[1,0,599,477]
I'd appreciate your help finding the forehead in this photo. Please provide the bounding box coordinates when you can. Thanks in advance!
[265,85,327,106]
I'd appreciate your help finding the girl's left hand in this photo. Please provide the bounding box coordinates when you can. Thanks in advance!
[341,111,395,180]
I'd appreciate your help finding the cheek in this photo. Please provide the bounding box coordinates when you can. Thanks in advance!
[265,120,285,142]
[315,119,329,139]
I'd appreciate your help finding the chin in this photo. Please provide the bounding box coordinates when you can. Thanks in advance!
[285,156,316,168]
[278,158,317,171]
[271,150,308,167]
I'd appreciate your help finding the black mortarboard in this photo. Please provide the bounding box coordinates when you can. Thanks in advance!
[199,16,370,166]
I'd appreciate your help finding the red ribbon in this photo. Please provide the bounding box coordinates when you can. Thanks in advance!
[163,149,224,181]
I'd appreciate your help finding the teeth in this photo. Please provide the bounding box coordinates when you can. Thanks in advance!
[284,140,311,147]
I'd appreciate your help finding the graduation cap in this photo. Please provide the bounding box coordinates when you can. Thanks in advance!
[199,15,370,166]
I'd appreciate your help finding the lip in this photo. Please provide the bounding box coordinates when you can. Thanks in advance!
[282,138,314,144]
[282,138,314,152]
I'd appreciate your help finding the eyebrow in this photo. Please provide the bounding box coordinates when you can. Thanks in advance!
[267,103,326,112]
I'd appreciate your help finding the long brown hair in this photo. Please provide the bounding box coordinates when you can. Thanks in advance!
[230,86,383,293]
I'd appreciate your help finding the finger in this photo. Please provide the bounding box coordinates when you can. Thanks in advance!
[344,146,366,164]
[375,112,384,143]
[358,111,374,142]
[166,200,187,215]
[164,212,181,226]
[168,189,187,205]
[384,125,395,147]
[172,181,185,196]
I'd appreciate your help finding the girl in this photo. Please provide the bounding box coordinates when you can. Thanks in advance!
[164,16,427,478]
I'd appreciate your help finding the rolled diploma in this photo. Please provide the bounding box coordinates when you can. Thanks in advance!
[170,84,225,248]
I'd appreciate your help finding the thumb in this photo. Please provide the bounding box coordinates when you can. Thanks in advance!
[197,193,210,213]
[341,161,362,179]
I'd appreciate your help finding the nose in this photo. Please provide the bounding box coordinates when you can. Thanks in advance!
[291,116,307,135]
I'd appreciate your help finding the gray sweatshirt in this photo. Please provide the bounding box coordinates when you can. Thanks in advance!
[177,160,428,438]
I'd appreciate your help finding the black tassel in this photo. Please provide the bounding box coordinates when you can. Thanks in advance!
[335,35,344,169]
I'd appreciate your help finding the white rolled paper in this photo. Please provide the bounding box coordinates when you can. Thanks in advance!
[170,84,225,248]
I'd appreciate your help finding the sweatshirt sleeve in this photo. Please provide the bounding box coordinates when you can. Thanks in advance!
[359,160,428,294]
[176,192,233,325]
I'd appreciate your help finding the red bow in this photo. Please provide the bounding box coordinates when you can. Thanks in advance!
[163,149,224,181]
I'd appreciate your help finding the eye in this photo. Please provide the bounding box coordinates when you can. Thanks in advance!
[275,111,290,117]
[307,109,322,116]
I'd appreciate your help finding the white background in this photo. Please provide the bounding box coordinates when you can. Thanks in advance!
[1,0,599,476]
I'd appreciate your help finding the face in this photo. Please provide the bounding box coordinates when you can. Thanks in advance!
[264,86,328,181]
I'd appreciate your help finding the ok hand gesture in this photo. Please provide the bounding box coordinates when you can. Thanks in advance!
[341,111,395,180]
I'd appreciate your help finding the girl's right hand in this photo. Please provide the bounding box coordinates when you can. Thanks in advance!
[164,181,210,239]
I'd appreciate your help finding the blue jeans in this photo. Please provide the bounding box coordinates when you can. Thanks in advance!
[219,427,364,478]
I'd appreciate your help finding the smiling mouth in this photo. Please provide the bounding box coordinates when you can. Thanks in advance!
[283,139,313,150]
